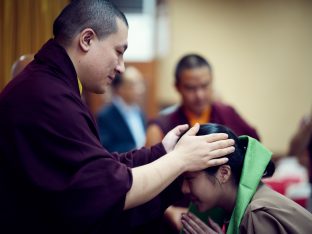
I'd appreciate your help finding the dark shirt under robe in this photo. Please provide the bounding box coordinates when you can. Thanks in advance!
[0,39,181,234]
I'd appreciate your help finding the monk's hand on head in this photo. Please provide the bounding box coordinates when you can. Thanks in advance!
[173,123,235,172]
[162,124,189,152]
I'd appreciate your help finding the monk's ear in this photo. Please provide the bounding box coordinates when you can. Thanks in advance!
[216,165,231,184]
[79,28,96,52]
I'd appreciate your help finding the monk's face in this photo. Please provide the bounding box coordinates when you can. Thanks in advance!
[79,18,128,94]
[176,67,213,116]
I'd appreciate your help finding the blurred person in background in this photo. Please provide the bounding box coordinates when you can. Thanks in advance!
[97,66,147,153]
[11,54,34,78]
[288,110,312,212]
[146,53,260,146]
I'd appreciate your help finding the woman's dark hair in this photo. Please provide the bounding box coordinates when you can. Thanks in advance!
[174,54,212,85]
[53,0,128,47]
[197,123,275,185]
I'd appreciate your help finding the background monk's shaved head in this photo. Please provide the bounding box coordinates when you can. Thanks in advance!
[11,54,34,79]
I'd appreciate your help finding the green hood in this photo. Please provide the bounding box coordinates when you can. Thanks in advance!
[227,136,272,233]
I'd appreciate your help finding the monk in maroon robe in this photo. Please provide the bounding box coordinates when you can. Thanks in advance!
[0,1,234,234]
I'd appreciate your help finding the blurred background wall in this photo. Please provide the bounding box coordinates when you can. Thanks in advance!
[156,0,312,154]
[0,0,311,154]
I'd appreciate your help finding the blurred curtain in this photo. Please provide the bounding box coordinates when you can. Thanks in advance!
[0,0,69,90]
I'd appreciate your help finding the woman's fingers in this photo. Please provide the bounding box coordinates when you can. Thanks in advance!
[188,212,213,231]
[207,218,223,233]
[181,212,217,234]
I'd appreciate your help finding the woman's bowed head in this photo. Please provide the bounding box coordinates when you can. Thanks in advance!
[181,123,275,212]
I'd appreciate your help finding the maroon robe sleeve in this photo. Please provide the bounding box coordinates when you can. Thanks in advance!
[113,143,166,167]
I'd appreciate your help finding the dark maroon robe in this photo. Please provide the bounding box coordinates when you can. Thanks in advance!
[0,39,180,234]
[150,104,260,140]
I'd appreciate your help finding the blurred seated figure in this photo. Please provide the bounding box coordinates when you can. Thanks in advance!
[11,54,34,78]
[146,54,260,147]
[96,66,146,153]
[262,156,310,208]
[180,123,312,234]
[258,111,312,210]
[288,111,312,211]
[288,112,312,177]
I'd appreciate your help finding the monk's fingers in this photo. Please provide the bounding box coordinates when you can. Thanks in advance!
[183,123,200,136]
[203,141,235,161]
[206,139,235,152]
[204,133,229,143]
[171,124,189,137]
[204,157,229,168]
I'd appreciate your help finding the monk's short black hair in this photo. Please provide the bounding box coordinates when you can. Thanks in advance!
[53,0,128,47]
[174,54,212,85]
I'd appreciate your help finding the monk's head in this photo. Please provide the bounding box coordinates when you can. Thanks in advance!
[175,54,214,116]
[52,0,129,95]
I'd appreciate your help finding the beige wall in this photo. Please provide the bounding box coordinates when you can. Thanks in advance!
[156,0,312,153]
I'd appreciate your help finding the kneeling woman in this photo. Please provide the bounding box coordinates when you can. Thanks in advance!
[181,123,312,234]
